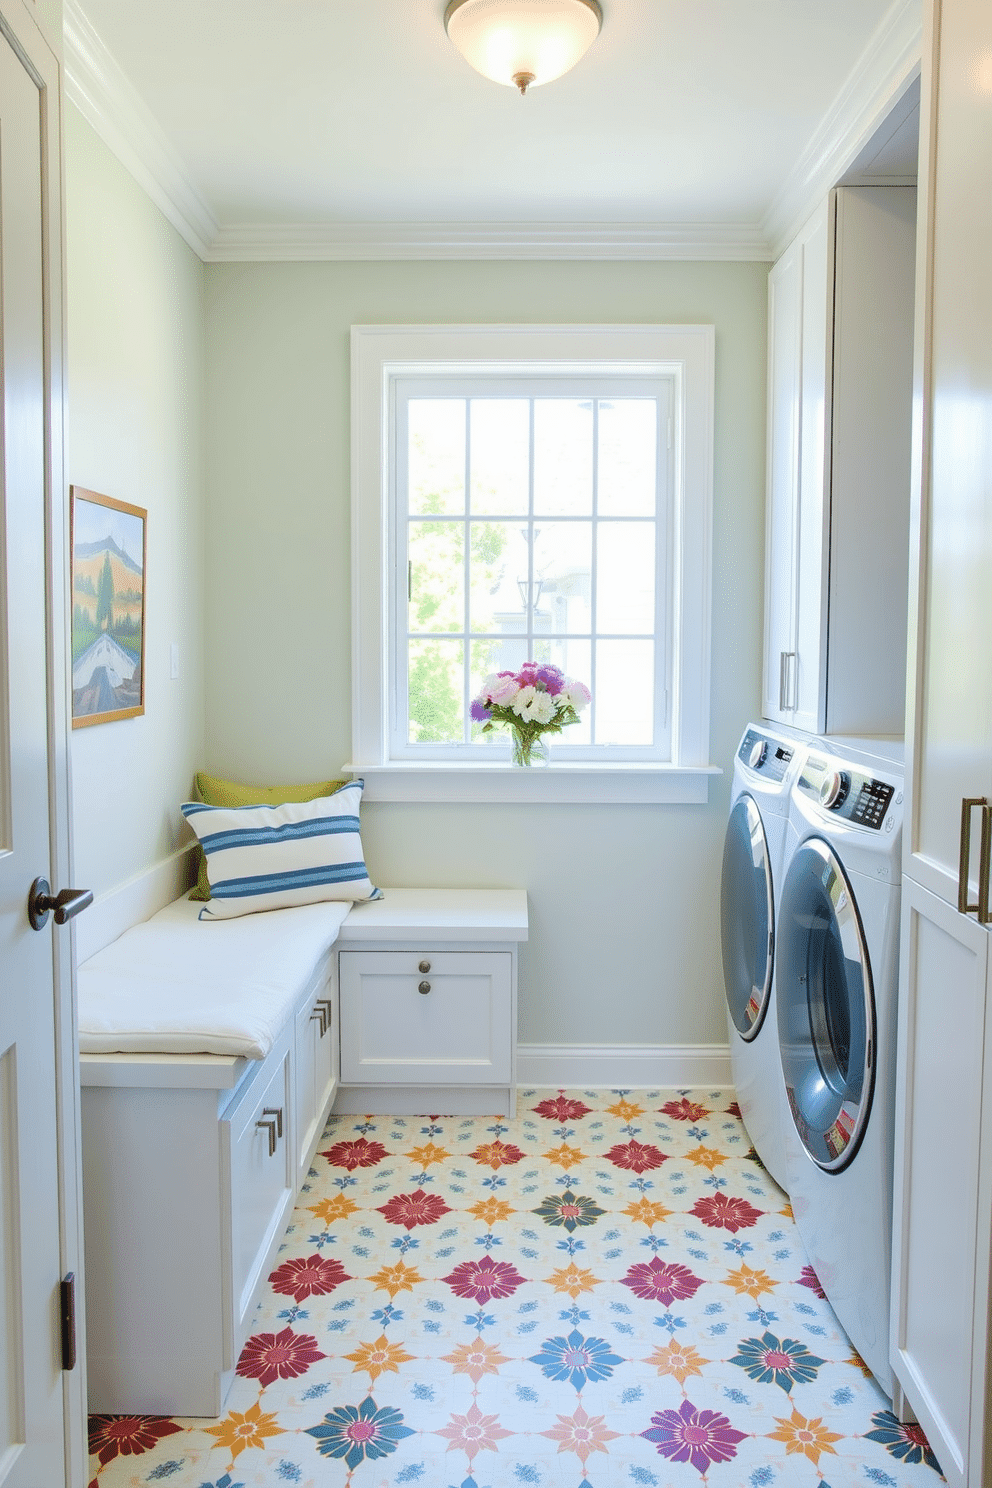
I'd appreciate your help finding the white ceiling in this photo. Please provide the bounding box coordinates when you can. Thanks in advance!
[65,0,922,261]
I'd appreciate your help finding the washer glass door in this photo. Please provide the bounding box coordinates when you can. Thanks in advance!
[721,793,774,1040]
[777,837,875,1171]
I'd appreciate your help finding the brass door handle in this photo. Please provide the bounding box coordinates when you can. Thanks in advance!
[958,798,990,917]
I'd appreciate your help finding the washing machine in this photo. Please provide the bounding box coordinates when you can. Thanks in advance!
[720,722,807,1191]
[776,737,903,1395]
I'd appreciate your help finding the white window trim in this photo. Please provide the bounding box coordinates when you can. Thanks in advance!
[348,324,718,804]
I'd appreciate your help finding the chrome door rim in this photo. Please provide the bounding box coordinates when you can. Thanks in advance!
[777,836,876,1172]
[721,793,775,1042]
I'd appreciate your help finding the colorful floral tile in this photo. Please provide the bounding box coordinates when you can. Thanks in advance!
[87,1089,945,1487]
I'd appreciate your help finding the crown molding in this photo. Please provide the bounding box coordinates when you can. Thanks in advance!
[204,220,773,263]
[762,0,922,258]
[63,0,218,259]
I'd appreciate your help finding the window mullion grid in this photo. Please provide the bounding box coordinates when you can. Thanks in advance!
[527,397,536,658]
[463,397,472,743]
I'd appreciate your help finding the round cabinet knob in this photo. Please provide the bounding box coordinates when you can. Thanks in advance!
[819,770,850,810]
[418,980,431,995]
[418,959,431,973]
[747,739,767,770]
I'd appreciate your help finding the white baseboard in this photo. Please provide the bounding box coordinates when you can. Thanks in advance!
[515,1043,733,1090]
[73,848,196,963]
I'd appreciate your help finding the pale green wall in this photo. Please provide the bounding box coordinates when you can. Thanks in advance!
[204,260,767,1047]
[66,107,206,895]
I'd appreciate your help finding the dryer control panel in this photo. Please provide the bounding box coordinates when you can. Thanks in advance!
[739,729,794,782]
[798,755,896,831]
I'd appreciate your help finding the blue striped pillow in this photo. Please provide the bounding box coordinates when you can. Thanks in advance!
[181,780,382,920]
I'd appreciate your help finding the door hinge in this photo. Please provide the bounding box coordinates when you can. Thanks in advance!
[60,1272,77,1371]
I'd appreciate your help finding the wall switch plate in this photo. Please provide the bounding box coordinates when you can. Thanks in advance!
[170,643,179,680]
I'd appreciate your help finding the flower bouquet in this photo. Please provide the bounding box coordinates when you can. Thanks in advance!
[470,663,591,766]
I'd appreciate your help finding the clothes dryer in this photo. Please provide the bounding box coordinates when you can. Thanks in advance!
[776,738,903,1395]
[721,723,807,1191]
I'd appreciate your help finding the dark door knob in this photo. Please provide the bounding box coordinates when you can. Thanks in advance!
[28,878,94,931]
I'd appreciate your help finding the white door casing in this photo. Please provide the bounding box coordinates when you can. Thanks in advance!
[0,2,84,1484]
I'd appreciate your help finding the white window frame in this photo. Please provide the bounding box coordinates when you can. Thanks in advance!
[349,324,718,804]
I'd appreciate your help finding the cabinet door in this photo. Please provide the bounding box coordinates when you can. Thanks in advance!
[907,0,992,903]
[762,238,802,723]
[890,875,992,1488]
[339,951,512,1084]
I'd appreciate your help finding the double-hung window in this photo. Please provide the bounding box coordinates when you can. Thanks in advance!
[350,325,716,802]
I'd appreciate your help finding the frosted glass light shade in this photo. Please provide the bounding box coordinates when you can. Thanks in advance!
[444,0,602,93]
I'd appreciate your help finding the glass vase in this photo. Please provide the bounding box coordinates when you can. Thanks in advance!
[511,731,549,767]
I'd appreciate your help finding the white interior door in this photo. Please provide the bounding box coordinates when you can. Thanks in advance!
[0,18,68,1487]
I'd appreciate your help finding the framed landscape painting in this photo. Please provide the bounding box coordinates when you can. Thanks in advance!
[70,486,146,727]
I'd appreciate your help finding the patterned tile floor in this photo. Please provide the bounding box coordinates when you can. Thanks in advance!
[87,1089,944,1488]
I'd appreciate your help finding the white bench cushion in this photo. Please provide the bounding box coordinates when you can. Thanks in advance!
[77,896,349,1059]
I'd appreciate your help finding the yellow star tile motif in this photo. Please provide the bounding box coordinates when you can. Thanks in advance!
[545,1143,586,1170]
[779,1200,795,1220]
[343,1334,414,1382]
[546,1262,600,1299]
[646,1339,707,1385]
[685,1143,727,1171]
[442,1336,511,1382]
[367,1258,423,1298]
[406,1141,450,1168]
[467,1196,514,1226]
[724,1263,778,1300]
[623,1197,674,1228]
[768,1407,842,1464]
[846,1348,875,1378]
[307,1193,359,1226]
[606,1097,644,1121]
[204,1399,282,1461]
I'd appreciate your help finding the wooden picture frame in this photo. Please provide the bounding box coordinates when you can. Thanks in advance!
[70,486,146,727]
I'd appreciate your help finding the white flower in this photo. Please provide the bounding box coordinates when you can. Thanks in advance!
[530,691,557,724]
[564,682,591,712]
[490,675,520,706]
[511,685,537,717]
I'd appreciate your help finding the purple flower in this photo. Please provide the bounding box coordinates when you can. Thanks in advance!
[534,665,565,694]
[470,699,492,723]
[641,1399,747,1475]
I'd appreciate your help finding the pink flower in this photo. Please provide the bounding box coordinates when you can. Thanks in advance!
[488,675,520,705]
[437,1402,511,1458]
[642,1400,747,1474]
[443,1255,526,1302]
[621,1258,704,1305]
[377,1188,451,1229]
[237,1326,325,1385]
[691,1193,763,1232]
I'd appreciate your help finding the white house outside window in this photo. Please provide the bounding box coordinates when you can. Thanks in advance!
[349,325,717,804]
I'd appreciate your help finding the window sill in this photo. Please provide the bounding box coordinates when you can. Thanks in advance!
[342,762,722,805]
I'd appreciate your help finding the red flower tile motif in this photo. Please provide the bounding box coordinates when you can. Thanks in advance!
[377,1188,452,1229]
[533,1095,593,1122]
[469,1139,525,1170]
[725,1100,743,1118]
[691,1193,763,1232]
[605,1139,669,1173]
[443,1255,526,1303]
[798,1264,827,1299]
[620,1258,704,1305]
[237,1325,326,1385]
[659,1098,710,1121]
[269,1254,351,1302]
[88,1415,182,1467]
[320,1136,389,1170]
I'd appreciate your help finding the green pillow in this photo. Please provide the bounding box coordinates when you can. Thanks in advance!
[187,772,348,900]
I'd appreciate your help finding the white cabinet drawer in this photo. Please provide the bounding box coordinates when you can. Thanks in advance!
[295,972,337,1187]
[224,1046,293,1342]
[339,950,512,1085]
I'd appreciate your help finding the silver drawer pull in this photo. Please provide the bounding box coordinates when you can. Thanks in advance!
[317,997,334,1028]
[256,1115,278,1156]
[418,980,431,995]
[310,1003,329,1036]
[419,959,431,973]
[263,1106,283,1138]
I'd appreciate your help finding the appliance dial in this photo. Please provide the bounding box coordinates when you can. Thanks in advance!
[819,770,850,810]
[747,739,767,770]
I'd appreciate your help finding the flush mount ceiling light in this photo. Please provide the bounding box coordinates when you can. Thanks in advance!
[444,0,603,95]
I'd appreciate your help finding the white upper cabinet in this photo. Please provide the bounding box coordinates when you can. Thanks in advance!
[763,186,917,736]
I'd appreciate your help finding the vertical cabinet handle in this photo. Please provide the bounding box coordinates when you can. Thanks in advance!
[958,797,992,921]
[778,651,796,712]
[256,1107,283,1156]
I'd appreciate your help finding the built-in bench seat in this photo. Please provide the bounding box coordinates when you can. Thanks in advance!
[78,895,348,1416]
